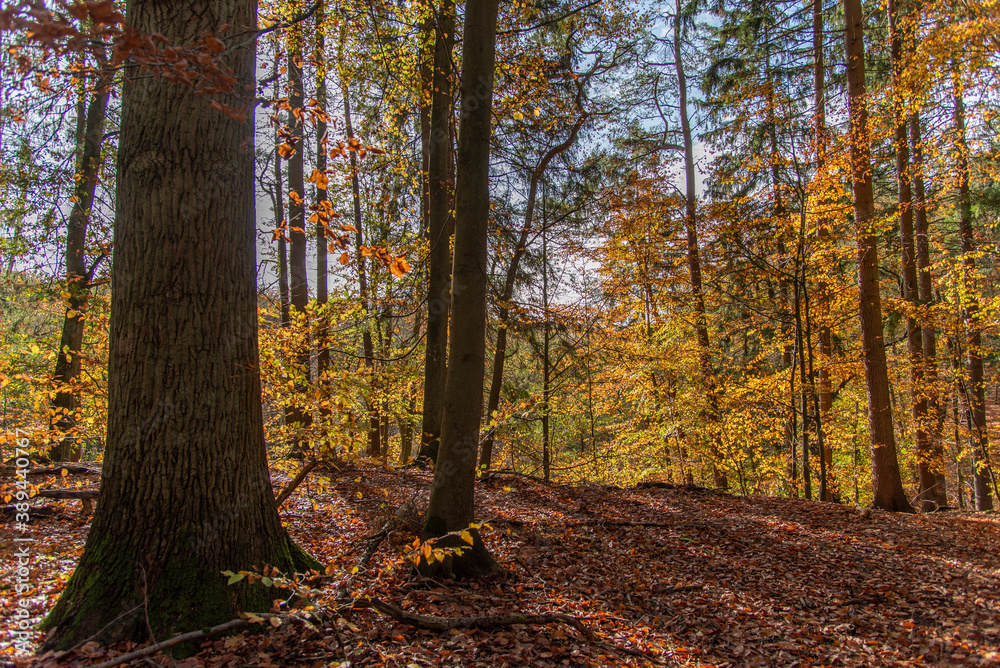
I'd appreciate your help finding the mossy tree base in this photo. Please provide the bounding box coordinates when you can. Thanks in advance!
[40,532,320,652]
[416,530,501,580]
[38,0,321,649]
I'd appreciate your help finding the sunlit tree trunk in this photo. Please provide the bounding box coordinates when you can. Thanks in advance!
[953,71,995,511]
[40,0,319,647]
[422,0,501,577]
[674,0,726,490]
[844,0,913,512]
[910,112,947,506]
[888,0,933,510]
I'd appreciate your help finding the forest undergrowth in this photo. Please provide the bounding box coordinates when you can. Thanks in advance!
[2,462,998,667]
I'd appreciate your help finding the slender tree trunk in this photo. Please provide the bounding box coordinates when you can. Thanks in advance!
[793,249,811,500]
[286,22,312,451]
[417,0,455,464]
[953,72,994,511]
[813,0,835,499]
[49,64,112,462]
[418,0,433,240]
[40,0,318,648]
[843,0,913,512]
[674,0,726,489]
[479,115,585,471]
[541,198,551,483]
[910,112,947,505]
[888,0,934,511]
[803,247,829,501]
[315,3,330,421]
[341,77,381,458]
[422,0,501,578]
[274,71,290,327]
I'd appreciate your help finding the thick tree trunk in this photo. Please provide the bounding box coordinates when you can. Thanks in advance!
[49,65,112,462]
[40,0,319,649]
[674,0,726,490]
[953,77,994,511]
[417,0,455,464]
[910,113,948,506]
[422,0,501,578]
[843,0,913,512]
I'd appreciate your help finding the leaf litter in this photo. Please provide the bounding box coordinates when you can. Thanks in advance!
[2,462,998,666]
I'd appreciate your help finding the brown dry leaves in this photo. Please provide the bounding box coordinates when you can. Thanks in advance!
[3,463,998,666]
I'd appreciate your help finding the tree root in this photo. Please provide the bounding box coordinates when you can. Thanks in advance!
[87,619,250,668]
[336,497,416,596]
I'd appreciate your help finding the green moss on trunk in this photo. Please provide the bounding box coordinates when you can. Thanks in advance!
[40,530,319,652]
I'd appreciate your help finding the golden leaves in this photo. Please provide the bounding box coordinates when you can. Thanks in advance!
[307,169,329,190]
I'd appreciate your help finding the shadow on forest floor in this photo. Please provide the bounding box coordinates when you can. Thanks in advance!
[2,461,998,666]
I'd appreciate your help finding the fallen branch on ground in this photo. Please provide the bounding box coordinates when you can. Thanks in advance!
[337,497,416,597]
[275,459,320,509]
[90,618,250,668]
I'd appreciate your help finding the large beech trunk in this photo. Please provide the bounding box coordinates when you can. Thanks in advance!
[843,0,912,512]
[422,0,501,578]
[40,0,319,649]
[417,0,455,464]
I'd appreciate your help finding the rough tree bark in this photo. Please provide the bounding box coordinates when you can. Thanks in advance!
[843,0,913,512]
[40,0,319,650]
[422,0,502,578]
[417,0,455,464]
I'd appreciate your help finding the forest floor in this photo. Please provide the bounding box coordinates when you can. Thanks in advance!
[2,461,999,667]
